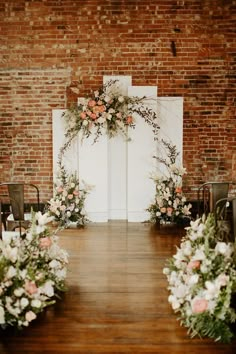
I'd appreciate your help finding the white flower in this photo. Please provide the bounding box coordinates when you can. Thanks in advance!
[49,259,61,269]
[6,266,17,279]
[0,306,5,324]
[14,288,25,297]
[117,95,124,102]
[2,245,18,263]
[168,295,181,310]
[31,299,42,308]
[215,242,233,258]
[97,117,106,124]
[20,298,29,309]
[104,95,111,102]
[40,281,54,297]
[189,274,199,285]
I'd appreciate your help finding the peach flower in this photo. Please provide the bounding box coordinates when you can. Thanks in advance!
[175,186,182,193]
[160,207,167,213]
[40,237,52,248]
[192,298,208,314]
[67,194,74,200]
[25,281,38,295]
[56,186,63,193]
[80,112,87,119]
[25,311,37,322]
[88,100,96,107]
[126,116,133,124]
[167,207,173,216]
[187,260,201,269]
[90,113,97,120]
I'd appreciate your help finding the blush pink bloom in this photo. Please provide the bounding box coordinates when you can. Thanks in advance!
[67,194,74,200]
[90,113,97,120]
[88,100,96,107]
[25,311,37,322]
[167,207,173,216]
[40,237,52,248]
[57,186,63,193]
[80,112,87,119]
[73,190,79,196]
[187,260,201,269]
[192,298,208,314]
[25,281,38,295]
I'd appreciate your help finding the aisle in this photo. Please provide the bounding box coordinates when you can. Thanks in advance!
[0,221,235,353]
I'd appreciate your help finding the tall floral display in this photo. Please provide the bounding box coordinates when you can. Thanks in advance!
[164,214,236,343]
[147,140,192,225]
[0,212,68,329]
[48,165,90,228]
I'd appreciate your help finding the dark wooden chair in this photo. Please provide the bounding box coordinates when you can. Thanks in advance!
[197,182,230,217]
[0,182,40,234]
[214,197,236,242]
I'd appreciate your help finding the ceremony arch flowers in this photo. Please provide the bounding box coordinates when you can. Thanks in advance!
[147,140,192,225]
[47,164,91,228]
[59,79,160,162]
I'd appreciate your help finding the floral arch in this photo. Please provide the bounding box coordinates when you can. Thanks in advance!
[50,76,185,226]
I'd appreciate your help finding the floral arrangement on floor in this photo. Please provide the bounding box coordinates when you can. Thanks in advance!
[163,214,236,343]
[0,211,68,329]
[48,164,90,228]
[147,139,192,225]
[59,79,159,160]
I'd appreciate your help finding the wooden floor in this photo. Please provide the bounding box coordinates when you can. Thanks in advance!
[0,221,235,353]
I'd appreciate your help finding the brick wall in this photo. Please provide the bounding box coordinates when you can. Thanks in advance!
[0,0,235,202]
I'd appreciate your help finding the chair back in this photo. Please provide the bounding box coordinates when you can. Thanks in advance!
[197,182,230,217]
[0,182,40,233]
[7,184,25,221]
[215,197,236,242]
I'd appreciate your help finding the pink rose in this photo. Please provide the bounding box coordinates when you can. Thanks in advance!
[67,194,73,200]
[57,186,63,193]
[90,113,97,120]
[167,207,173,216]
[40,237,52,248]
[25,311,37,322]
[80,112,87,119]
[192,299,208,314]
[187,260,200,269]
[88,100,96,107]
[25,281,38,295]
[73,190,79,196]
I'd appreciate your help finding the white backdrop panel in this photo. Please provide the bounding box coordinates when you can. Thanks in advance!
[156,97,183,176]
[78,131,108,222]
[103,76,132,220]
[127,86,158,222]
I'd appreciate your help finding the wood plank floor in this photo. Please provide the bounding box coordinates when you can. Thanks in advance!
[0,221,235,353]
